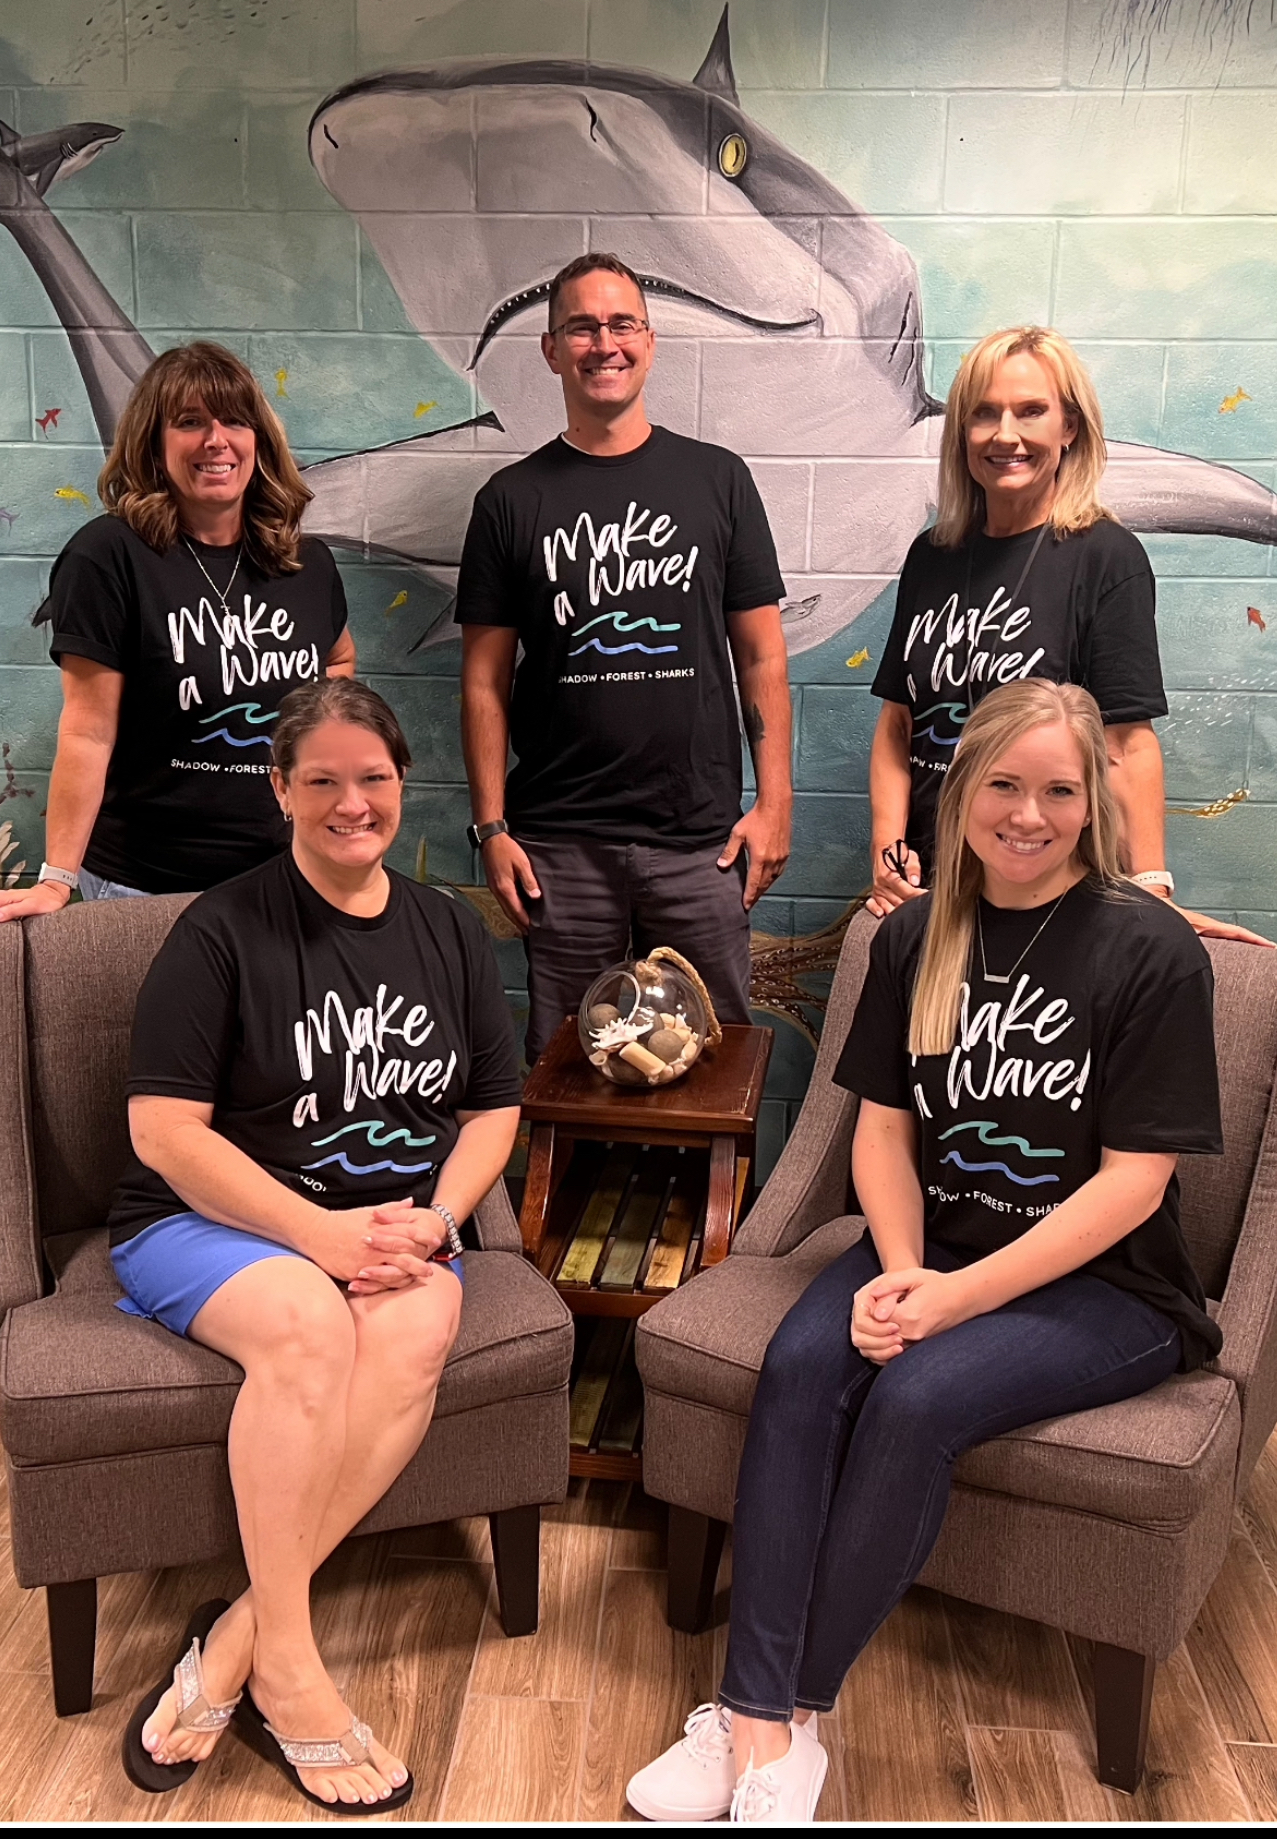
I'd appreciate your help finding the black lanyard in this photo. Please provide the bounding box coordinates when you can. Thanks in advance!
[959,520,1051,712]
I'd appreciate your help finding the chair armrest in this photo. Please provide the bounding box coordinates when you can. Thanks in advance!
[1215,1089,1277,1486]
[733,908,879,1260]
[472,1176,524,1254]
[0,923,42,1316]
[733,1081,857,1258]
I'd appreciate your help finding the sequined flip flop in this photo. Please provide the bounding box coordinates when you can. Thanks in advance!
[234,1682,414,1815]
[122,1597,236,1793]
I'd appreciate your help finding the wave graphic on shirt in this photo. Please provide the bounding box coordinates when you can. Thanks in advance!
[913,701,966,747]
[567,610,681,659]
[303,1151,437,1176]
[193,701,279,749]
[938,1118,1062,1187]
[311,1119,437,1150]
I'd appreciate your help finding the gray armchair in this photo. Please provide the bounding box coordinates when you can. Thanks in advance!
[0,895,574,1714]
[637,908,1277,1792]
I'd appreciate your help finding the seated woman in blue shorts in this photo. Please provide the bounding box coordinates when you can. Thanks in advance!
[110,677,521,1813]
[627,677,1223,1826]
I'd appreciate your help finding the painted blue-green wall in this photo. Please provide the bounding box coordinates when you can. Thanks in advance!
[1,0,1275,1166]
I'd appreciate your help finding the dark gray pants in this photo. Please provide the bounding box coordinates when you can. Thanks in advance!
[518,835,753,1064]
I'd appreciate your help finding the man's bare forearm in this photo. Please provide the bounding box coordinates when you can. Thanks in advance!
[461,684,511,825]
[737,655,792,809]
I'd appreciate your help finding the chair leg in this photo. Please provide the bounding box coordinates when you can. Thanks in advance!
[667,1506,727,1634]
[1093,1641,1154,1793]
[46,1578,98,1717]
[489,1504,540,1637]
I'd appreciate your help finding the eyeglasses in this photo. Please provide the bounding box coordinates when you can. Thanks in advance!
[549,315,651,345]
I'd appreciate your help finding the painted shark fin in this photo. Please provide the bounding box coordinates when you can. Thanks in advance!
[0,139,154,448]
[693,5,740,106]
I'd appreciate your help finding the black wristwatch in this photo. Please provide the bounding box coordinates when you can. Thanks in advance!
[466,818,509,850]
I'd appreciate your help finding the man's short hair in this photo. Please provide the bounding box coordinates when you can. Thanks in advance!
[547,253,648,330]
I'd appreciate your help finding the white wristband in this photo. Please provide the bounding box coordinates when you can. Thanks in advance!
[1130,870,1175,896]
[37,863,78,890]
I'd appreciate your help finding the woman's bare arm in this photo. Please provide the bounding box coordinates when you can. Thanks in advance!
[868,701,924,915]
[0,657,122,920]
[127,1094,384,1280]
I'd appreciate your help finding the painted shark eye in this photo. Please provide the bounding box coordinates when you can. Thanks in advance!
[717,132,748,180]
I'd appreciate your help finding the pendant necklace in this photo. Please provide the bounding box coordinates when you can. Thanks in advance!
[184,535,243,618]
[976,889,1068,986]
[960,519,1051,714]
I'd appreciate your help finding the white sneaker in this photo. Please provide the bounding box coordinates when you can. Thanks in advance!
[626,1702,735,1821]
[729,1720,829,1825]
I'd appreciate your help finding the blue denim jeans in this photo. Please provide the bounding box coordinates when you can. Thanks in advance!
[79,869,149,901]
[717,1236,1182,1722]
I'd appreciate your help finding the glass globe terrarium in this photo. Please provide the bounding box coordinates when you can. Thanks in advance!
[578,949,719,1087]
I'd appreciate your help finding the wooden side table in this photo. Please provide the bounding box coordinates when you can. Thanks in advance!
[518,1018,773,1481]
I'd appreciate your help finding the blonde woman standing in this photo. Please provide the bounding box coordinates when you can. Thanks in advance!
[866,325,1261,945]
[628,680,1221,1825]
[0,341,354,920]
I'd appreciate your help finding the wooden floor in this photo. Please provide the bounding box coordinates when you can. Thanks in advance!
[7,1437,1277,1822]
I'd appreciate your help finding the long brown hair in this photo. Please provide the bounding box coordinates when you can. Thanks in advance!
[98,342,311,574]
[909,680,1124,1058]
[933,326,1112,550]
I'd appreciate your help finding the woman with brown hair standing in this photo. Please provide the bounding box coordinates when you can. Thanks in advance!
[0,341,355,920]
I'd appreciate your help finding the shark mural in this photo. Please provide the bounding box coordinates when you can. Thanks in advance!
[2,6,1277,661]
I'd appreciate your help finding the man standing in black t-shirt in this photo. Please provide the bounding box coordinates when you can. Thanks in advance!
[457,253,792,1062]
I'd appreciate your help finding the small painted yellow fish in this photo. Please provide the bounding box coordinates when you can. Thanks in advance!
[385,590,408,615]
[275,368,288,398]
[414,400,437,419]
[1220,387,1251,414]
[846,647,871,669]
[54,486,92,507]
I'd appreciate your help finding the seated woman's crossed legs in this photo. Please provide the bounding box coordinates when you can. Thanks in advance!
[141,1252,462,1808]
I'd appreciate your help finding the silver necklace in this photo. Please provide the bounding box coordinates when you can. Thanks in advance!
[184,535,243,616]
[976,890,1067,986]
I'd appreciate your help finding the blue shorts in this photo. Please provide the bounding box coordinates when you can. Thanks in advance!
[111,1210,464,1339]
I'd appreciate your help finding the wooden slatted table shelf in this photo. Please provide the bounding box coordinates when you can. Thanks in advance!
[518,1019,773,1481]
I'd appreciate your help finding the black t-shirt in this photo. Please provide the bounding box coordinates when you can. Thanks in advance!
[834,882,1223,1370]
[872,520,1166,871]
[108,853,522,1245]
[48,516,349,893]
[454,428,785,847]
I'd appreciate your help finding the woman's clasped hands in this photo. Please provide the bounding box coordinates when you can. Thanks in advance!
[850,1265,976,1364]
[310,1197,449,1295]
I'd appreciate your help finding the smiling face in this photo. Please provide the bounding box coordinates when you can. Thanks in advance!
[161,395,257,533]
[272,719,403,885]
[540,268,654,422]
[964,351,1079,536]
[964,720,1092,906]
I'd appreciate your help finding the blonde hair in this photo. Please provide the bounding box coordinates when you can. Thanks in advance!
[933,326,1112,550]
[99,342,311,574]
[908,680,1123,1057]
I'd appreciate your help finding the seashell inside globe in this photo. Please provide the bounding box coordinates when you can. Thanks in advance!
[578,958,709,1087]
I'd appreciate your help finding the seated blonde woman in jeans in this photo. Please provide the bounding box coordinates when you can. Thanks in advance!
[110,678,521,1813]
[628,678,1223,1825]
